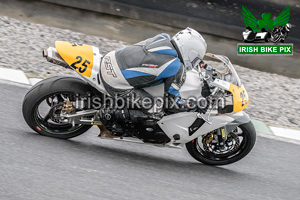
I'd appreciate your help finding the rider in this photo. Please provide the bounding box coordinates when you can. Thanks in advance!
[100,27,207,113]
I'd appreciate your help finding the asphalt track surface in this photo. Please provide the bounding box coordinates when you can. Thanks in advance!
[1,81,300,200]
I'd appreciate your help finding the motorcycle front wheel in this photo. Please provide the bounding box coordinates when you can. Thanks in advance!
[186,121,256,165]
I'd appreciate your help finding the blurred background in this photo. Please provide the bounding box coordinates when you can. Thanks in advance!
[0,0,299,77]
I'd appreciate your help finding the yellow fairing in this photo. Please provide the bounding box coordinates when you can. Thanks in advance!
[228,84,249,113]
[55,41,94,77]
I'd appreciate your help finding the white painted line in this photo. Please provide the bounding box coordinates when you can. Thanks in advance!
[270,126,300,141]
[257,132,300,145]
[29,78,43,86]
[0,67,30,85]
[0,79,31,88]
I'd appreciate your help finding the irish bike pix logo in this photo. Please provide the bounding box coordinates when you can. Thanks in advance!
[237,5,293,56]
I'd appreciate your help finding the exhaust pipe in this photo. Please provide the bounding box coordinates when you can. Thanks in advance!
[42,49,48,58]
[43,47,69,68]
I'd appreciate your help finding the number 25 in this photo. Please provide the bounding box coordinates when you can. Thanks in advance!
[70,56,90,73]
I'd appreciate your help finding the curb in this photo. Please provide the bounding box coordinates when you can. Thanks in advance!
[0,67,299,142]
[0,67,31,85]
[29,77,43,86]
[269,126,300,141]
[0,67,42,86]
[251,119,273,135]
[251,118,300,141]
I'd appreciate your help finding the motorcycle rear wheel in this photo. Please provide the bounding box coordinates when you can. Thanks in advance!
[22,76,93,139]
[186,121,256,165]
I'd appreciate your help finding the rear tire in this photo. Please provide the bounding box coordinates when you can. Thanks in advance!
[186,122,256,165]
[22,76,94,139]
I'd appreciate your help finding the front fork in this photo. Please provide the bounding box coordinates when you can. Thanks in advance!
[216,127,227,147]
[219,111,251,144]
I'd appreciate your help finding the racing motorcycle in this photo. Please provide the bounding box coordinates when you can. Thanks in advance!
[22,41,256,165]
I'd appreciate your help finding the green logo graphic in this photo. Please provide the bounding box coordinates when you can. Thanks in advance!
[242,5,290,32]
[239,5,293,55]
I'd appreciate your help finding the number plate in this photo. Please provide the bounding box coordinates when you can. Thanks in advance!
[55,41,94,77]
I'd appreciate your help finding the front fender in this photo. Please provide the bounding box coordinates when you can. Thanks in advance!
[225,111,251,133]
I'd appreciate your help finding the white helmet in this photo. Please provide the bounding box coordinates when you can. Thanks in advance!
[172,27,207,70]
[285,23,291,32]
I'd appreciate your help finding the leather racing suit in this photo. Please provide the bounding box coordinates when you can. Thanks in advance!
[100,33,186,112]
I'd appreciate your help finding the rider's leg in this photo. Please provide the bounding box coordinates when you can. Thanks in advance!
[163,64,188,112]
[124,89,154,111]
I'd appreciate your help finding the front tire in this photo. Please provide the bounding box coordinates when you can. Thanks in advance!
[186,122,256,165]
[22,76,93,139]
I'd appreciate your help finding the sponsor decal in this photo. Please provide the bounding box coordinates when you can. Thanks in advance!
[104,56,117,77]
[142,64,158,68]
[36,126,41,131]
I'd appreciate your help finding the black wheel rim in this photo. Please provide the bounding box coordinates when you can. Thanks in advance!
[195,126,249,161]
[34,92,84,135]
